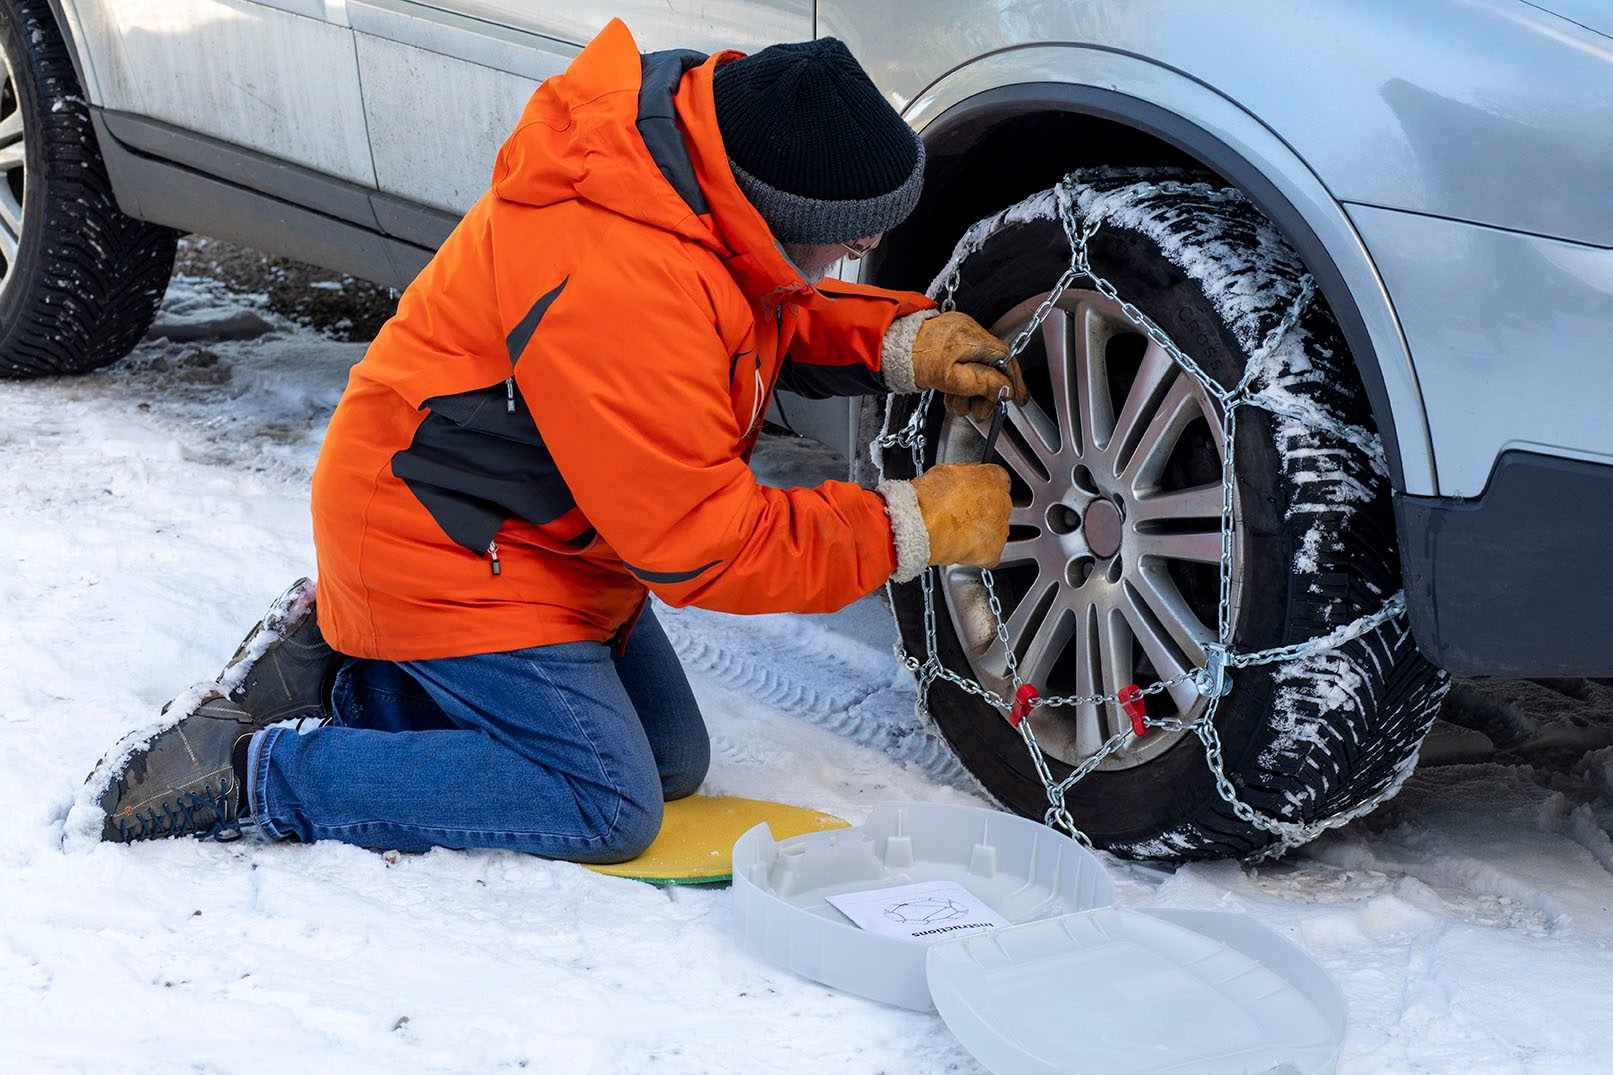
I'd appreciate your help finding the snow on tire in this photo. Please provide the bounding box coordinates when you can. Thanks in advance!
[883,168,1450,860]
[0,0,177,378]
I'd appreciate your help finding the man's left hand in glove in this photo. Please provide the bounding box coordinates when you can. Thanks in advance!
[911,311,1029,420]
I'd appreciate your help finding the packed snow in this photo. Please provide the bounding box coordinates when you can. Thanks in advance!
[3,262,1612,1073]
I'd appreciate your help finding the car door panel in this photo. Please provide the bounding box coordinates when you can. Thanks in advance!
[348,1,573,212]
[424,0,812,54]
[68,0,374,186]
[350,0,810,213]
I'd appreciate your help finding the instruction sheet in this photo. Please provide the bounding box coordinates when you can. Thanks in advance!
[825,880,1008,943]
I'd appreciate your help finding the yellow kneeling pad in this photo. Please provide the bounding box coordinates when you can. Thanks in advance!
[586,794,849,885]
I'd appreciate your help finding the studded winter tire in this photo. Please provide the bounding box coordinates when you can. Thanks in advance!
[884,169,1450,860]
[0,0,176,378]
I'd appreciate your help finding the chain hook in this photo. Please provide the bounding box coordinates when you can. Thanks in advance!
[1194,644,1234,699]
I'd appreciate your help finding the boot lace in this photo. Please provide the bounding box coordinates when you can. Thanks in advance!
[115,780,243,843]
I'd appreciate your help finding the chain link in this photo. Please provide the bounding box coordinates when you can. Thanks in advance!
[878,175,1412,858]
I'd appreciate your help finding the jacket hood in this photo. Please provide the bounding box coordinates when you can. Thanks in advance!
[490,18,812,305]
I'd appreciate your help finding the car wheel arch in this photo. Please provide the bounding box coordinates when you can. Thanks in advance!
[869,56,1437,498]
[39,1,97,98]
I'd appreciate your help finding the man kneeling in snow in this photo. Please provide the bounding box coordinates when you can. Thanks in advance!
[88,21,1024,859]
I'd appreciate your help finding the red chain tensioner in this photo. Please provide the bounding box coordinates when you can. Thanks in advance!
[1008,683,1039,728]
[1118,684,1149,737]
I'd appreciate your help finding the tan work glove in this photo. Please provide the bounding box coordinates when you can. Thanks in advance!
[913,313,1029,421]
[877,464,1012,583]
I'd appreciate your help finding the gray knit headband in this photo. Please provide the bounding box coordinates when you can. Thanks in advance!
[729,139,926,246]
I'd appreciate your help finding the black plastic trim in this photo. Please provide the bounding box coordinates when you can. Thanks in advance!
[41,0,88,90]
[1396,451,1613,676]
[893,82,1413,492]
[90,107,440,290]
[371,192,460,250]
[100,110,379,227]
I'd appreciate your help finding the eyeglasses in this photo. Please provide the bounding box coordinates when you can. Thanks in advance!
[840,234,883,261]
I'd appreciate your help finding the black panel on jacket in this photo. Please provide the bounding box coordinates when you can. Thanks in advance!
[638,50,710,216]
[392,383,580,553]
[507,277,568,364]
[774,359,888,399]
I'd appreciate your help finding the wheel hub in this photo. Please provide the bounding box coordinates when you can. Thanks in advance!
[1083,500,1123,559]
[936,288,1244,771]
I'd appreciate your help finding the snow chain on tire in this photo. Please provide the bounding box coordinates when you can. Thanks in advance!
[875,172,1424,862]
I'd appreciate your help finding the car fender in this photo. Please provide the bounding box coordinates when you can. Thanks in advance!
[896,45,1438,496]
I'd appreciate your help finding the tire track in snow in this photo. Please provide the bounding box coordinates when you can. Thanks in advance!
[656,604,977,791]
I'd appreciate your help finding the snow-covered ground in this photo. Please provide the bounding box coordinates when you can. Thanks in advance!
[3,265,1612,1074]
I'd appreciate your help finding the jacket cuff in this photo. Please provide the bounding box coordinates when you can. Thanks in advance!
[876,479,930,583]
[879,309,940,394]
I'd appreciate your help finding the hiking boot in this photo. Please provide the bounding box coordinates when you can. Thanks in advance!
[219,577,340,726]
[93,688,255,844]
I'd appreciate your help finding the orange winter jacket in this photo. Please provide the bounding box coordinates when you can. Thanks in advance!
[310,19,934,660]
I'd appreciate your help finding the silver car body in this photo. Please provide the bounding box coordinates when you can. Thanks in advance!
[42,0,1613,671]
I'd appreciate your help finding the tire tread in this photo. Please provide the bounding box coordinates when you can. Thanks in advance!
[0,0,176,379]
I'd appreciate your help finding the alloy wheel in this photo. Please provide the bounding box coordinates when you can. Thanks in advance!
[0,46,25,296]
[936,289,1245,770]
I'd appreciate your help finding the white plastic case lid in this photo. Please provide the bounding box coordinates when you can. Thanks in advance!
[925,905,1347,1075]
[732,802,1347,1074]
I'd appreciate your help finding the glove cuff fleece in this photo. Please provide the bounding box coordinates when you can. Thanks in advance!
[876,478,930,583]
[879,309,939,394]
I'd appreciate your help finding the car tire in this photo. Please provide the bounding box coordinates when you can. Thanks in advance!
[0,0,177,378]
[883,168,1450,860]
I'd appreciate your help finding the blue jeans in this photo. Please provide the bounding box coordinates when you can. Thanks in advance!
[248,608,710,862]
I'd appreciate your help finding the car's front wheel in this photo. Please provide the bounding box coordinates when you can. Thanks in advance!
[0,0,177,378]
[883,169,1449,860]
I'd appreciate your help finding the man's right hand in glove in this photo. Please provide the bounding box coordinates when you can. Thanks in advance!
[877,463,1012,583]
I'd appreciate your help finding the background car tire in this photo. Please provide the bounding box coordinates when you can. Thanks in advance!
[0,0,177,378]
[884,168,1450,860]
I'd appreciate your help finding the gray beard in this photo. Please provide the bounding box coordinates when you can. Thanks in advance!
[779,242,836,284]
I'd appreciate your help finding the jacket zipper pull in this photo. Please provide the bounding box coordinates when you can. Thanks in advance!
[749,354,765,434]
[487,540,502,576]
[505,376,516,414]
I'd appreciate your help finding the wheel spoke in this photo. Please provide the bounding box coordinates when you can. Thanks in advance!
[1130,482,1225,525]
[1074,303,1114,455]
[0,219,15,266]
[1127,567,1212,665]
[1118,372,1202,496]
[1007,395,1062,465]
[1008,504,1044,529]
[1001,573,1059,660]
[1133,528,1224,566]
[1040,307,1075,449]
[1107,341,1179,473]
[1072,604,1109,749]
[0,110,22,149]
[0,185,21,235]
[1098,606,1134,711]
[998,536,1043,568]
[1018,595,1075,688]
[1117,584,1202,714]
[984,415,1053,486]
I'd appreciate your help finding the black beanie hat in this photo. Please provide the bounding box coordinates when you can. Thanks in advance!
[712,38,925,245]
